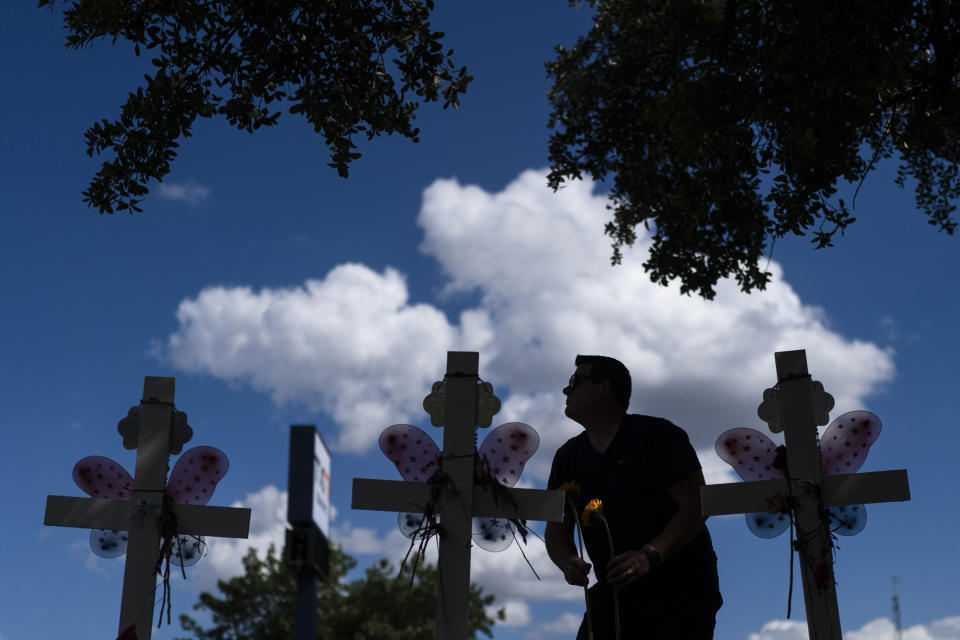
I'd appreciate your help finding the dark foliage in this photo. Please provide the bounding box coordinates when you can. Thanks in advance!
[39,0,472,214]
[176,545,503,640]
[547,0,960,297]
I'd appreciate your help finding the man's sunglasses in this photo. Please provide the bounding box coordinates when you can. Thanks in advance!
[567,373,604,389]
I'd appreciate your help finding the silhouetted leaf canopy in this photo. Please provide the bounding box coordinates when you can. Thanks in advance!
[39,0,472,214]
[547,0,960,298]
[176,545,503,640]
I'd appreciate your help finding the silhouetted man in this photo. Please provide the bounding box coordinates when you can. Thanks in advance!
[546,355,722,639]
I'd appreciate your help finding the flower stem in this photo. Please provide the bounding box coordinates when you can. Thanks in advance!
[598,513,620,640]
[568,497,594,640]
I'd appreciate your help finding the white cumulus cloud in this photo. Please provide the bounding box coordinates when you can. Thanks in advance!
[490,599,533,628]
[164,265,459,453]
[526,612,584,638]
[748,616,960,640]
[161,169,895,470]
[417,170,893,456]
[185,484,288,594]
[332,517,584,606]
[156,181,210,205]
[748,619,810,640]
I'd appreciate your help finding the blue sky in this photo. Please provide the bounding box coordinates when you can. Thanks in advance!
[4,3,960,640]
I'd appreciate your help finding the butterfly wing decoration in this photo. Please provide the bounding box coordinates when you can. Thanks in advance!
[165,446,230,565]
[819,410,882,536]
[72,446,230,565]
[716,411,883,539]
[166,446,230,505]
[377,422,540,550]
[473,422,540,551]
[379,424,443,539]
[73,456,134,557]
[715,428,791,538]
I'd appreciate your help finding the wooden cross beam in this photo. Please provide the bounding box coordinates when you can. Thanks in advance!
[700,351,910,640]
[43,377,251,640]
[352,351,565,640]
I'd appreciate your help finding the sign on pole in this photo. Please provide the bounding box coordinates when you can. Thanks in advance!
[286,425,332,640]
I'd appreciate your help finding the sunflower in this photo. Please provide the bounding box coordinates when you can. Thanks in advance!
[580,497,618,638]
[581,498,603,527]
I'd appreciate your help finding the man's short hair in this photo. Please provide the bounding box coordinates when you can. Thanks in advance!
[575,355,631,409]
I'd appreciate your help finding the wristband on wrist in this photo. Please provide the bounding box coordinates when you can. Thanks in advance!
[641,544,663,568]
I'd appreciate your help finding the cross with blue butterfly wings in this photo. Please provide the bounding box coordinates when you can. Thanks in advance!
[352,351,566,640]
[700,350,910,640]
[43,377,251,640]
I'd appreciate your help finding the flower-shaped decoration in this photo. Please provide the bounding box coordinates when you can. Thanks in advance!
[422,380,502,429]
[117,408,140,450]
[423,381,446,427]
[716,410,882,538]
[379,421,539,551]
[810,381,835,427]
[117,407,193,454]
[476,381,501,428]
[756,387,782,433]
[757,382,835,434]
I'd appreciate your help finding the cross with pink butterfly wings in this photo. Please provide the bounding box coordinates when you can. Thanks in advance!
[44,377,251,640]
[700,350,910,640]
[352,352,566,640]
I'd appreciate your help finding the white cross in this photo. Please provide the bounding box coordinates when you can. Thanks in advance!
[700,350,910,640]
[44,377,252,640]
[352,351,566,640]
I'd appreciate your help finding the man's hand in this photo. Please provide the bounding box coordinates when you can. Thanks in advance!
[606,550,650,589]
[545,520,591,587]
[557,553,592,587]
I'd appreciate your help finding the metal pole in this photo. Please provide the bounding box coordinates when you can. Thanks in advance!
[295,568,317,640]
[892,575,903,640]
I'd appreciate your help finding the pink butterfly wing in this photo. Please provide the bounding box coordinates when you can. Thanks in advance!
[73,456,133,500]
[715,428,783,482]
[820,410,881,476]
[379,424,442,482]
[166,446,229,505]
[477,422,539,488]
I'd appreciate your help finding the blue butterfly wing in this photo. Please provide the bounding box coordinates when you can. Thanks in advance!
[472,517,515,552]
[90,528,129,558]
[398,512,436,539]
[170,535,207,566]
[828,504,867,536]
[745,512,790,538]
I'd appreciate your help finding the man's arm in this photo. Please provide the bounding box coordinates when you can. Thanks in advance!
[545,517,592,587]
[605,469,707,587]
[648,469,708,559]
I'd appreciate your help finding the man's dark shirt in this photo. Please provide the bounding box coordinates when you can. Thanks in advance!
[548,414,722,612]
